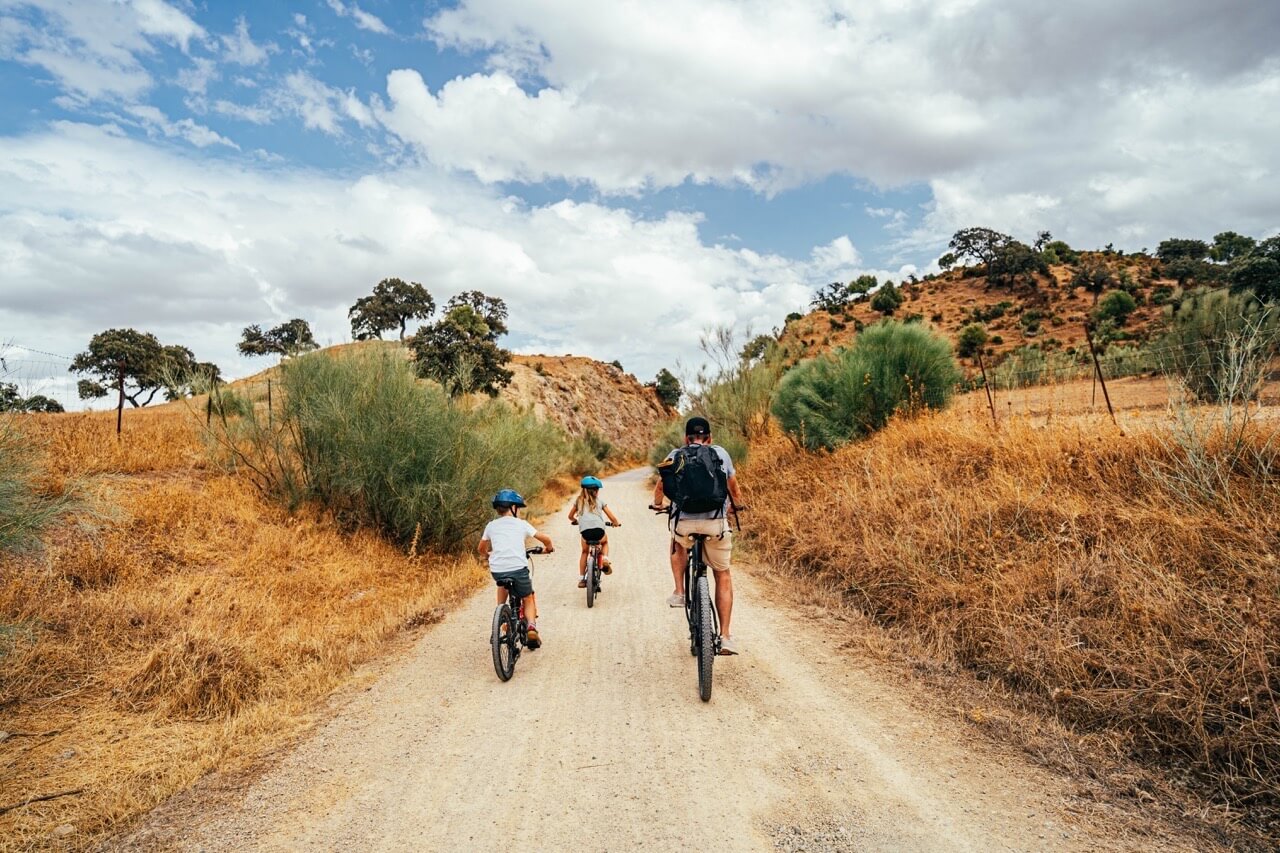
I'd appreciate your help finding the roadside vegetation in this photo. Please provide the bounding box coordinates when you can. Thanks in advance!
[653,225,1280,837]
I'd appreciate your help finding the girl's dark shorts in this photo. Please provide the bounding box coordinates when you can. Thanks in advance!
[492,568,534,599]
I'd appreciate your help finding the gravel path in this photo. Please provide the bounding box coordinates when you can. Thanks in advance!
[113,468,1199,852]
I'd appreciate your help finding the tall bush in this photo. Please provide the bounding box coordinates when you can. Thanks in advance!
[1160,289,1279,403]
[204,351,565,551]
[771,320,960,450]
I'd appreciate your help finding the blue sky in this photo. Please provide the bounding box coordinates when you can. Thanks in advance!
[1,0,1277,408]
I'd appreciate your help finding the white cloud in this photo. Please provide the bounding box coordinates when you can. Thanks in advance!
[275,71,373,134]
[176,56,218,95]
[220,15,271,66]
[326,0,391,35]
[130,0,204,53]
[213,98,273,125]
[381,0,1280,253]
[124,104,239,149]
[0,123,850,401]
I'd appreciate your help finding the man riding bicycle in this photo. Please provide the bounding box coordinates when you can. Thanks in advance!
[651,417,745,655]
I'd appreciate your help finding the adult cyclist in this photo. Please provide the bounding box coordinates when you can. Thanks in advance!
[650,416,745,655]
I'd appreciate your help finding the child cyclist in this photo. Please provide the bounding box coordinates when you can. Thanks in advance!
[479,489,554,649]
[567,476,621,588]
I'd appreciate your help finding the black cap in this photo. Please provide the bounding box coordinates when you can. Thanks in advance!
[685,416,711,437]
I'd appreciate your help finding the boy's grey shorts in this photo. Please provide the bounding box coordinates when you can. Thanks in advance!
[492,568,534,600]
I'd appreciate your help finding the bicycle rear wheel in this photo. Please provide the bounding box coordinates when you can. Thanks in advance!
[696,575,715,701]
[491,603,516,681]
[586,554,597,608]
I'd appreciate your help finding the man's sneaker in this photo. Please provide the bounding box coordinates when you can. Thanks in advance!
[718,635,739,655]
[526,625,542,649]
[666,593,684,608]
[577,577,588,588]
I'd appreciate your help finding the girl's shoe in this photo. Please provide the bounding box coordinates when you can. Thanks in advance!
[601,559,613,575]
[577,576,588,588]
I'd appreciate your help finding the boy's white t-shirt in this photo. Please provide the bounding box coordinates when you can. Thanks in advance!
[482,516,538,574]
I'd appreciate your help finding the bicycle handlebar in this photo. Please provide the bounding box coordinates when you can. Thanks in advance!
[525,546,545,556]
[571,521,617,527]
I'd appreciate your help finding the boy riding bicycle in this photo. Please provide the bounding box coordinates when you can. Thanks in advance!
[479,489,554,649]
[568,476,621,588]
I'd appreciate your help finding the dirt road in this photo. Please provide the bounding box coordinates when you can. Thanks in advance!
[117,469,1196,852]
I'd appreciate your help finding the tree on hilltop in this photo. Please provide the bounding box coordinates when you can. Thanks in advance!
[1157,238,1209,262]
[1210,231,1256,264]
[238,319,319,359]
[870,281,904,315]
[349,278,436,341]
[409,292,514,397]
[1071,259,1117,304]
[948,227,1046,288]
[70,328,169,409]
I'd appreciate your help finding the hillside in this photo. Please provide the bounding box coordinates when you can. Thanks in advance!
[226,343,671,456]
[780,252,1172,363]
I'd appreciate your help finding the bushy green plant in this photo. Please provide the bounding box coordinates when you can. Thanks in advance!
[0,417,71,552]
[204,351,565,551]
[1159,289,1280,403]
[1095,290,1138,325]
[771,321,960,450]
[956,323,988,359]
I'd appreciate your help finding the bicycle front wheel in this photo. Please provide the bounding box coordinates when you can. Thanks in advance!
[491,603,516,681]
[696,575,715,702]
[586,555,596,609]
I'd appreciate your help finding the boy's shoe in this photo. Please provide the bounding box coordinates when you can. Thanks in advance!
[601,559,613,575]
[718,635,739,655]
[666,593,684,608]
[577,577,588,588]
[525,625,542,649]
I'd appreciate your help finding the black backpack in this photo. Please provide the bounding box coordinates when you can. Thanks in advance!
[659,444,729,516]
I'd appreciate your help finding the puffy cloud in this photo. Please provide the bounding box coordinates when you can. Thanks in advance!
[0,123,852,406]
[381,0,1280,251]
[130,0,204,53]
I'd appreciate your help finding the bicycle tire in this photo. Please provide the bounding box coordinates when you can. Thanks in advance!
[491,603,516,681]
[696,575,715,701]
[586,554,596,609]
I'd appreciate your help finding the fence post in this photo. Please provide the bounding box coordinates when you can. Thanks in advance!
[976,350,998,427]
[1085,325,1116,425]
[206,394,212,426]
[116,361,125,436]
[267,379,273,427]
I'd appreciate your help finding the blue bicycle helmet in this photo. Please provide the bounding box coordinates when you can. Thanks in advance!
[580,476,603,489]
[492,489,527,509]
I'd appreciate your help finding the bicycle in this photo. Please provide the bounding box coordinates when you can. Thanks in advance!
[572,520,615,608]
[651,505,722,701]
[490,546,543,682]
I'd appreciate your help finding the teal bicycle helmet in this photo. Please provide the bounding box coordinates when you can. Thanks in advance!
[580,476,603,489]
[492,489,527,509]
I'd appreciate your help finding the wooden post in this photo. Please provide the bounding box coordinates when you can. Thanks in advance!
[115,360,125,436]
[267,379,273,427]
[1085,326,1116,425]
[206,394,212,426]
[976,350,997,427]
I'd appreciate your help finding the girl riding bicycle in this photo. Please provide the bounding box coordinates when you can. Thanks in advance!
[567,476,621,588]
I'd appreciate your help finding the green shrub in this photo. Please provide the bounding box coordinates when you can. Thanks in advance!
[771,321,961,450]
[957,324,988,358]
[0,417,71,552]
[1095,290,1138,325]
[1159,289,1280,403]
[204,351,566,551]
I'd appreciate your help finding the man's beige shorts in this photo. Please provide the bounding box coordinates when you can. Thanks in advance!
[670,518,732,572]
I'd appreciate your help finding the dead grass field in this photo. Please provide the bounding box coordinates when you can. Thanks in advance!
[744,409,1280,841]
[0,409,484,850]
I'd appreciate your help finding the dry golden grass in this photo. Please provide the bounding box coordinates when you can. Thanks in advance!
[745,409,1280,836]
[0,411,483,850]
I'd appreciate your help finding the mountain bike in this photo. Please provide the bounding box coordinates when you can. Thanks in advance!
[651,505,719,701]
[491,547,543,682]
[572,520,614,608]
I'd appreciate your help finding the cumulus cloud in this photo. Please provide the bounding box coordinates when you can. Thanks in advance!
[382,0,1280,251]
[0,123,854,407]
